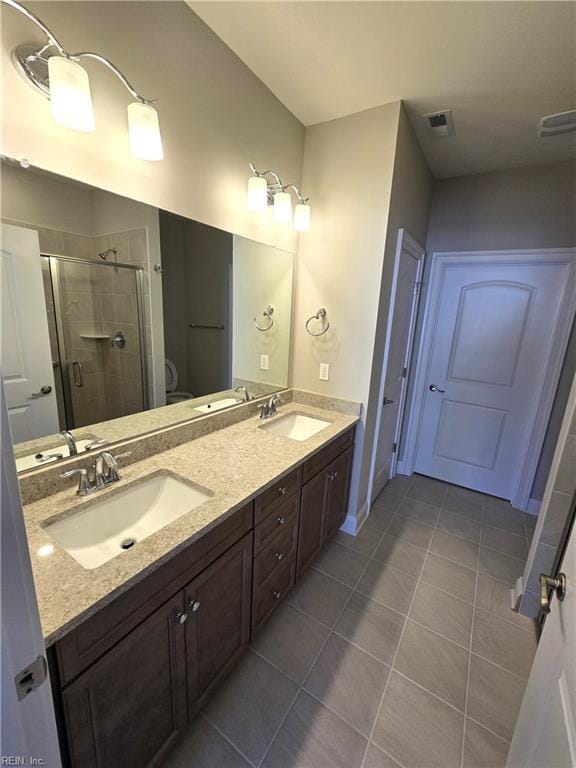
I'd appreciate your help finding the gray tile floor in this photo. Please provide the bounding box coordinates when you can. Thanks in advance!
[162,475,538,768]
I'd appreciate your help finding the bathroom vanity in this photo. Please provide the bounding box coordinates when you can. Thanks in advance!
[21,398,358,768]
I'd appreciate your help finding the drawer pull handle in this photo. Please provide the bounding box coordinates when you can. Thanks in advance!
[278,486,287,495]
[189,600,201,612]
[176,611,188,624]
[272,590,282,601]
[275,552,284,561]
[277,516,286,525]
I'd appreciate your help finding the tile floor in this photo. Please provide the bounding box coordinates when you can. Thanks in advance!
[162,475,539,768]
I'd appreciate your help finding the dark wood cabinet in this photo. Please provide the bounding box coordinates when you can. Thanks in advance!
[323,446,353,540]
[60,593,187,768]
[297,467,329,578]
[185,533,252,708]
[297,444,354,578]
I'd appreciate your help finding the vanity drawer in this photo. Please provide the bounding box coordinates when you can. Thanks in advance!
[254,466,302,525]
[303,427,355,482]
[252,555,296,633]
[253,516,299,588]
[254,492,299,555]
[55,502,253,686]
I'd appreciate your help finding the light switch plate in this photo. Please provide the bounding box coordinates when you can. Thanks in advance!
[260,354,269,371]
[319,363,330,381]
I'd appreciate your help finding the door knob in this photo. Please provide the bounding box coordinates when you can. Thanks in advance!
[429,384,445,393]
[31,385,52,398]
[539,572,566,614]
[383,397,394,405]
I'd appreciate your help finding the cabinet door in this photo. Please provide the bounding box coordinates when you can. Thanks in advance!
[324,446,354,540]
[185,533,252,709]
[297,467,329,579]
[61,593,187,768]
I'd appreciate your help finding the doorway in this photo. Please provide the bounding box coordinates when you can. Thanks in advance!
[401,249,576,509]
[369,229,424,502]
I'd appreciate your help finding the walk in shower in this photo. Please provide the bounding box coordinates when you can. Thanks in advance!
[41,254,148,430]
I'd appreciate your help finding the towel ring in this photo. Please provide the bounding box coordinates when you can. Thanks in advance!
[254,305,274,332]
[305,307,330,337]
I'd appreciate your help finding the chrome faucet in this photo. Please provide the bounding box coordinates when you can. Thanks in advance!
[234,386,253,402]
[259,394,281,420]
[59,430,77,456]
[60,450,131,496]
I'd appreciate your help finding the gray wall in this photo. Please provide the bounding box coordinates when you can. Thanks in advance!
[423,160,576,501]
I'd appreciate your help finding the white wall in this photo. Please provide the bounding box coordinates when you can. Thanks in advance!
[358,107,433,513]
[424,160,576,500]
[233,238,293,389]
[291,101,403,523]
[1,1,304,254]
[0,163,93,235]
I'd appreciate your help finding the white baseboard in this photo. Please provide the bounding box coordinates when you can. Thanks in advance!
[526,498,541,517]
[340,501,369,535]
[395,461,412,477]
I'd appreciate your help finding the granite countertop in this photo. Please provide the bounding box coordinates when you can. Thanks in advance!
[23,401,359,645]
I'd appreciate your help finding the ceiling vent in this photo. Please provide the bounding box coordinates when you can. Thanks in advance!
[539,110,576,137]
[422,109,455,138]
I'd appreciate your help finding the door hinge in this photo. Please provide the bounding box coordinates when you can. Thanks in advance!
[402,367,407,378]
[15,655,48,701]
[413,280,423,295]
[392,442,397,453]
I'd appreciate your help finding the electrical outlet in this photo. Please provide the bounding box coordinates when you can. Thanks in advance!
[260,354,269,371]
[319,363,330,381]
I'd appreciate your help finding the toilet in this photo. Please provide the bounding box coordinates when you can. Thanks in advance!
[164,359,194,404]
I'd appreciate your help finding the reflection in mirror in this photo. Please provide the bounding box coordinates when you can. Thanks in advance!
[0,159,294,472]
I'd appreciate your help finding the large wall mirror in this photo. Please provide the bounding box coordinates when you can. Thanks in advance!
[1,159,294,473]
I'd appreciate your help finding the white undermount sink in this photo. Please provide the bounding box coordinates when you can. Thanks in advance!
[193,397,242,413]
[259,412,331,441]
[44,472,212,570]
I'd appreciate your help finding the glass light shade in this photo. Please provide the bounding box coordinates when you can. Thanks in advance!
[273,191,292,223]
[128,102,164,161]
[48,56,95,132]
[294,203,311,232]
[247,175,268,212]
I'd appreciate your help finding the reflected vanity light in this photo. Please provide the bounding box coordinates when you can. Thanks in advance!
[4,0,163,160]
[247,162,311,232]
[37,543,55,557]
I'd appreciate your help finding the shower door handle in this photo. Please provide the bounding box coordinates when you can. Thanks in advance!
[72,361,84,388]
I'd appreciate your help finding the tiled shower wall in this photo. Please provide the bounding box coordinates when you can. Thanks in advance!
[520,372,576,617]
[1,220,156,414]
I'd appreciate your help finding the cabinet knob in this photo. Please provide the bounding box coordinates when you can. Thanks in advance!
[189,600,201,612]
[278,486,287,495]
[333,471,339,479]
[176,611,188,624]
[274,552,284,561]
[277,516,286,525]
[272,590,282,601]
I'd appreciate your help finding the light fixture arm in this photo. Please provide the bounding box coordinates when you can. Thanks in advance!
[2,0,156,103]
[2,0,66,55]
[249,162,309,204]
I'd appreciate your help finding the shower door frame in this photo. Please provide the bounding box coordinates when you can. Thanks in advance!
[45,253,149,429]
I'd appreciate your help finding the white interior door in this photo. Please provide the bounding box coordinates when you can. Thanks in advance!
[1,386,62,766]
[1,223,59,443]
[412,252,575,499]
[507,512,575,767]
[371,230,424,501]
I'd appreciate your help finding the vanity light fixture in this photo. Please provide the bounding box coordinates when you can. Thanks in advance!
[247,162,311,232]
[3,0,163,160]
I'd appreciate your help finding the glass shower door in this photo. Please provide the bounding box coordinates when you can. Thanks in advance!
[50,256,147,429]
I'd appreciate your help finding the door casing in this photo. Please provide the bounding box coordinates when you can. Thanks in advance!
[399,248,576,511]
[367,228,424,505]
